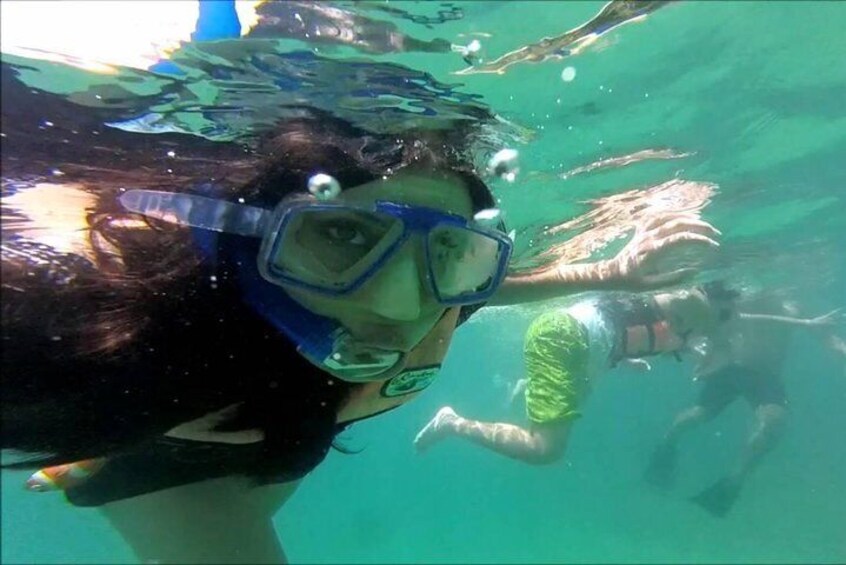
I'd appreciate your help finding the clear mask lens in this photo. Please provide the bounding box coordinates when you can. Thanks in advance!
[428,225,503,300]
[270,207,404,290]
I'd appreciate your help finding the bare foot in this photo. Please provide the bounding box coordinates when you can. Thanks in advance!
[414,406,459,453]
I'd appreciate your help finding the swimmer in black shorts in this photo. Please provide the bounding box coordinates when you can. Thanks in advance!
[646,290,844,517]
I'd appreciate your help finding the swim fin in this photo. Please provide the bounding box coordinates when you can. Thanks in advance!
[644,442,677,489]
[690,476,742,517]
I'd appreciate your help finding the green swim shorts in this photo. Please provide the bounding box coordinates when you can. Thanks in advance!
[523,309,591,425]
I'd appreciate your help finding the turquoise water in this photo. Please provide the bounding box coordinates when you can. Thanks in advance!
[2,1,845,563]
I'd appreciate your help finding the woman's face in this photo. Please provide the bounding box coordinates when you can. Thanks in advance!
[280,169,477,355]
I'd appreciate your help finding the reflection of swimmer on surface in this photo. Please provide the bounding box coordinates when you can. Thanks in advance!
[455,0,674,75]
[645,292,845,517]
[248,1,453,55]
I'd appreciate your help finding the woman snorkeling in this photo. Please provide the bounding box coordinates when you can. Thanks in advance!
[1,12,719,564]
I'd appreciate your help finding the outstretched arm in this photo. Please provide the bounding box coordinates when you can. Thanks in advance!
[491,213,720,306]
[826,334,846,363]
[738,308,842,329]
[741,309,846,364]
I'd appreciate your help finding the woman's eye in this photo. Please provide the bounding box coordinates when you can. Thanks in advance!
[435,234,458,249]
[437,231,472,251]
[323,223,366,245]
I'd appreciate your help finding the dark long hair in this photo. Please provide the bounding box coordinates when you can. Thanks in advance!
[1,69,496,472]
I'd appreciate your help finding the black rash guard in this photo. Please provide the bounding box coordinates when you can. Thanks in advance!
[60,304,483,507]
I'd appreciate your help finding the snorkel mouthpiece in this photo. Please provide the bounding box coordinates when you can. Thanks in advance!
[320,333,402,381]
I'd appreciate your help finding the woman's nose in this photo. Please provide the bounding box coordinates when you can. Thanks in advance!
[362,243,424,321]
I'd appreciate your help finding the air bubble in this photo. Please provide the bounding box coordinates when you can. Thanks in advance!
[560,66,576,82]
[308,174,341,200]
[473,208,502,227]
[452,39,484,65]
[487,148,519,183]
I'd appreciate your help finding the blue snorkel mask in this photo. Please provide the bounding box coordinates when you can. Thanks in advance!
[119,188,512,381]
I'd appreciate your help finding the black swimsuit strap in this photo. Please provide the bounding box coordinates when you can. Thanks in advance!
[603,295,665,365]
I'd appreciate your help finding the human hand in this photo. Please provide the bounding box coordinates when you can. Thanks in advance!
[604,213,720,291]
[414,406,460,453]
[624,358,652,373]
[806,308,843,327]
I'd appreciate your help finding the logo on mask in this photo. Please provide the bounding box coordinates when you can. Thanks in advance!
[381,365,441,397]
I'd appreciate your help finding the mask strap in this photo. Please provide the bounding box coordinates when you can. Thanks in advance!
[227,239,340,362]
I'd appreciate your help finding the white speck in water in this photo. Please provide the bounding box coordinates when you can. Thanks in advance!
[166,150,176,158]
[166,168,173,174]
[599,85,605,91]
[43,120,54,128]
[237,197,245,204]
[556,98,561,105]
[51,336,62,342]
[560,66,576,82]
[210,275,218,283]
[51,169,65,176]
[487,148,519,182]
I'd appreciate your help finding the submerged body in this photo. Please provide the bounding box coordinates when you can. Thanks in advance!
[414,286,729,463]
[647,297,844,516]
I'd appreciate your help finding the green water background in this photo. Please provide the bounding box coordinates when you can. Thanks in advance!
[3,1,845,562]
